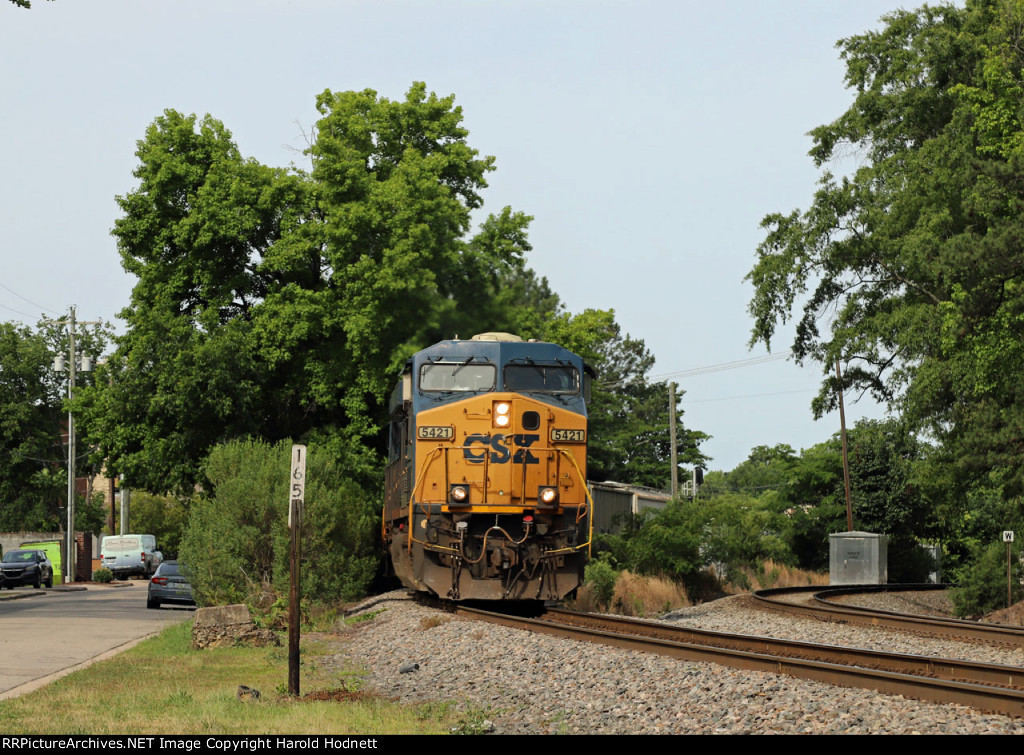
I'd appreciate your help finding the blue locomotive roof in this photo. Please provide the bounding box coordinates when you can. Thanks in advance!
[407,336,588,414]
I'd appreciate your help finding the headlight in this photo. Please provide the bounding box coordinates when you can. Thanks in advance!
[449,484,470,505]
[538,486,558,506]
[493,401,511,428]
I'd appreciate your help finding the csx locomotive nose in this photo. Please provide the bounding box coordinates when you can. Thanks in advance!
[383,335,592,601]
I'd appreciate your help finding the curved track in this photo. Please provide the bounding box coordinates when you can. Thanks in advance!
[754,585,1024,648]
[446,593,1024,718]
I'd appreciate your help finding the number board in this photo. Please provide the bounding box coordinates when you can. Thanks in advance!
[417,425,454,440]
[290,445,307,502]
[289,444,307,528]
[551,428,586,443]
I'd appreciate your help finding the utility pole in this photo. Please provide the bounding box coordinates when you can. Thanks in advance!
[669,382,679,499]
[835,358,853,532]
[120,486,130,535]
[51,306,99,583]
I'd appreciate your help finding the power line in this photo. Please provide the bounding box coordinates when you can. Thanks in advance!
[650,351,793,382]
[680,388,813,405]
[0,301,38,319]
[599,350,798,391]
[0,282,60,317]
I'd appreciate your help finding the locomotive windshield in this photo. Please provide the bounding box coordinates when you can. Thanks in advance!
[504,364,579,394]
[420,362,496,392]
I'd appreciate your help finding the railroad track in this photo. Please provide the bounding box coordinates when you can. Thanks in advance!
[753,585,1024,648]
[448,600,1024,718]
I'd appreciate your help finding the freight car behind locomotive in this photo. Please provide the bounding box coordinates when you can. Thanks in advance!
[384,333,593,601]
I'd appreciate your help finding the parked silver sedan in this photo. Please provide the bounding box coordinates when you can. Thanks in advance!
[146,561,195,609]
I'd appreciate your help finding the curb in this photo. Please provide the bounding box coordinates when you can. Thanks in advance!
[0,582,135,599]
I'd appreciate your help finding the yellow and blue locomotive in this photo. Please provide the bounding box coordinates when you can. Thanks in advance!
[384,333,593,601]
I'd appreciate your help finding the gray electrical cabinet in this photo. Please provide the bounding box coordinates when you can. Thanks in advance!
[829,531,888,585]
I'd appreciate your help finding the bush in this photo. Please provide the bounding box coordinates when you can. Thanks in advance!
[179,439,380,609]
[951,540,1022,618]
[93,568,113,583]
[621,496,793,597]
[583,558,619,609]
[625,502,704,587]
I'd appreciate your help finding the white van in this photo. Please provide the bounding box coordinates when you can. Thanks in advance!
[100,534,162,579]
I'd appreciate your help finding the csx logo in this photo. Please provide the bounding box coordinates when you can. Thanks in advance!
[463,434,539,464]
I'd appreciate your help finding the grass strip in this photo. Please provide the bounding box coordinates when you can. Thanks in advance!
[0,619,465,735]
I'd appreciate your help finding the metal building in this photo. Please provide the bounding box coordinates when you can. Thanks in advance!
[590,481,672,534]
[829,531,888,585]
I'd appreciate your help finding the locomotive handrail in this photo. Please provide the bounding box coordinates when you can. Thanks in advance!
[406,446,447,553]
[542,449,594,556]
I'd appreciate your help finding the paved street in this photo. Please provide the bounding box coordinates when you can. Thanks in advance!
[0,583,193,699]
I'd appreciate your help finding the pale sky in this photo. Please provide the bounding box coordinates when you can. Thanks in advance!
[1,0,920,472]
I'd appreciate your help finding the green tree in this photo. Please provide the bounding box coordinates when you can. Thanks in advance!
[700,492,794,585]
[844,420,937,581]
[121,492,190,558]
[619,493,790,598]
[0,322,63,529]
[625,502,705,587]
[707,444,798,497]
[583,557,620,610]
[762,420,937,580]
[920,461,1024,578]
[79,85,535,494]
[0,319,110,531]
[76,493,106,537]
[781,440,845,572]
[746,0,1024,492]
[76,109,307,494]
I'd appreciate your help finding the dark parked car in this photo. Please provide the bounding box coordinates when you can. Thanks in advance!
[0,550,53,589]
[147,561,195,609]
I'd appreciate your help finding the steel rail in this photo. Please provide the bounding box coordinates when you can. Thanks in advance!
[753,586,1024,648]
[544,607,1024,689]
[452,604,1024,718]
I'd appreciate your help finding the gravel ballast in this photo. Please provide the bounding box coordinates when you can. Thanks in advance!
[323,591,1024,734]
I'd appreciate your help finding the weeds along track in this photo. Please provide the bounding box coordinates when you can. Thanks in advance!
[449,601,1024,719]
[753,585,1024,648]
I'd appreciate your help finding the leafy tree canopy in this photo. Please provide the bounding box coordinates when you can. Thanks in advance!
[705,444,798,497]
[79,83,705,495]
[0,322,59,528]
[747,0,1024,491]
[0,319,110,530]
